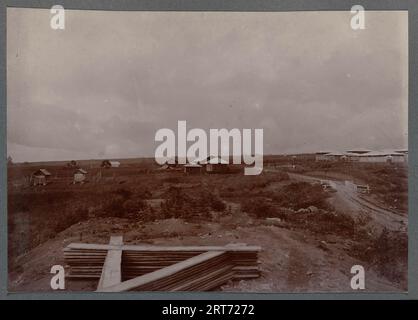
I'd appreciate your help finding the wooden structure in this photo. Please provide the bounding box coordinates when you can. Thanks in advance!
[183,163,202,174]
[31,169,52,186]
[64,236,261,292]
[101,160,121,168]
[356,184,371,194]
[73,168,88,184]
[197,156,229,173]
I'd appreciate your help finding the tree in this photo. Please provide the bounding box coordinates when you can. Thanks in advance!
[67,160,77,168]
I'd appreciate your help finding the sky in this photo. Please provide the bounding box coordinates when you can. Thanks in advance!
[7,9,408,162]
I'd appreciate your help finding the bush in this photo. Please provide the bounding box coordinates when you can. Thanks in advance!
[101,197,126,218]
[52,207,89,233]
[372,228,407,282]
[113,188,133,200]
[242,197,277,218]
[162,176,181,184]
[200,190,226,212]
[210,197,226,211]
[123,199,147,214]
[160,187,226,220]
[351,227,407,285]
[273,182,331,210]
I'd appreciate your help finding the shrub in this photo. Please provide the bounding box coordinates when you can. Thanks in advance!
[273,182,331,210]
[162,176,181,184]
[113,188,133,200]
[100,197,126,218]
[351,227,407,285]
[241,197,277,218]
[52,207,89,233]
[123,199,147,214]
[160,187,226,220]
[210,197,226,211]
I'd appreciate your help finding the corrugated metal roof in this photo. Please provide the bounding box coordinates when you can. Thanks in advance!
[325,152,345,156]
[184,163,202,168]
[346,148,372,153]
[348,151,403,157]
[39,169,51,176]
[207,157,228,164]
[197,156,229,164]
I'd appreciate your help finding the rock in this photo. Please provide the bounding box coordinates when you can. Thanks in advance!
[318,240,329,251]
[297,208,309,214]
[265,217,285,227]
[307,206,319,213]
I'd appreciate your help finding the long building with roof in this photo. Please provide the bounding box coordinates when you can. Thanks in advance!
[316,150,407,163]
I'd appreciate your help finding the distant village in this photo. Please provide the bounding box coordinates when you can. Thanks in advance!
[314,149,408,163]
[13,148,408,187]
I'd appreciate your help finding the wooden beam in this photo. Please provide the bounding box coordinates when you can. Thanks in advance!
[96,236,123,291]
[67,243,261,252]
[99,251,226,292]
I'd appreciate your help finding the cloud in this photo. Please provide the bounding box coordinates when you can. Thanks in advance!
[7,9,408,161]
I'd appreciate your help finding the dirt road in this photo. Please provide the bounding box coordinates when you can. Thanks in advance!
[286,172,407,232]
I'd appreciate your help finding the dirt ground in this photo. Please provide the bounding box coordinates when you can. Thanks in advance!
[9,215,403,292]
[7,158,408,293]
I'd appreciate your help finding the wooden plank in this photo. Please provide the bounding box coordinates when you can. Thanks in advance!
[99,251,226,292]
[178,268,234,291]
[96,236,123,291]
[67,243,261,252]
[135,254,229,291]
[65,238,261,289]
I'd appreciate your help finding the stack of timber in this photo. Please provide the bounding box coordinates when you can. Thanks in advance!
[63,248,108,279]
[64,237,261,292]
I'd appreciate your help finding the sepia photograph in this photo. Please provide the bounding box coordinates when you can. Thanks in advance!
[7,8,408,293]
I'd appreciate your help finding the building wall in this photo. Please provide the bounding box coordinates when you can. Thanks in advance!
[324,155,345,161]
[206,164,228,173]
[74,173,86,183]
[357,155,405,163]
[389,155,405,163]
[33,175,46,186]
[184,167,201,174]
[327,153,406,163]
[315,154,329,161]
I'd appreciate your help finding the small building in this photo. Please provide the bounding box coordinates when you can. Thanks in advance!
[385,152,405,163]
[183,163,202,174]
[324,151,347,161]
[315,151,331,161]
[157,163,183,173]
[345,149,372,162]
[101,160,121,168]
[31,169,52,186]
[349,151,402,163]
[395,150,408,163]
[73,168,88,184]
[200,156,229,173]
[158,164,170,171]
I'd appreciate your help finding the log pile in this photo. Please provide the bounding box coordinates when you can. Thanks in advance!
[63,238,261,292]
